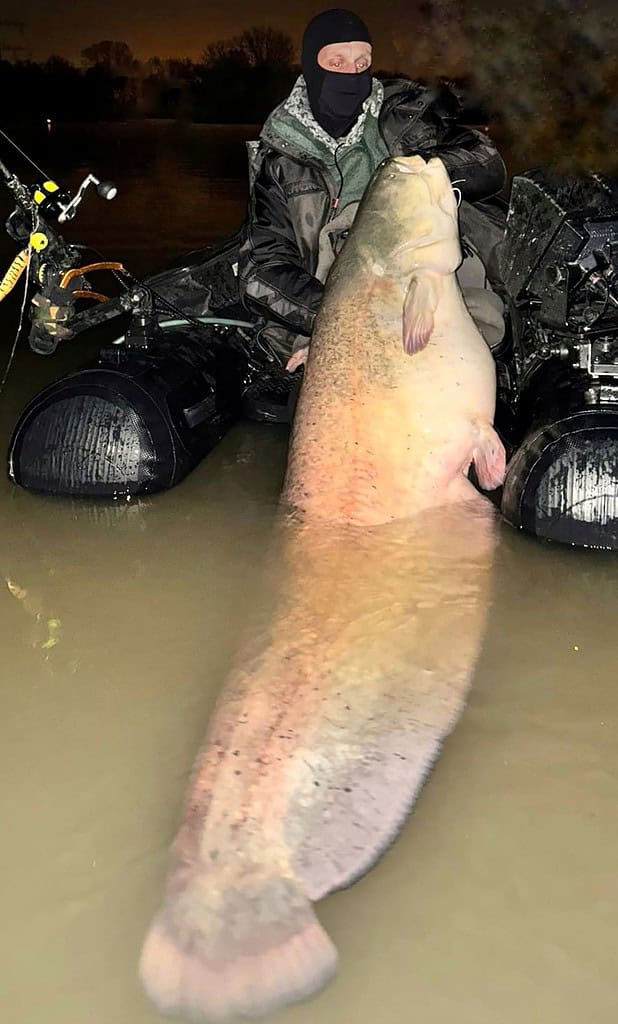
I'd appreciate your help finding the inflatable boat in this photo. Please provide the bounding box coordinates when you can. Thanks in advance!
[2,147,618,549]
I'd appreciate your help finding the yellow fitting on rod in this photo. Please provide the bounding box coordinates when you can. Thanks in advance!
[30,232,49,252]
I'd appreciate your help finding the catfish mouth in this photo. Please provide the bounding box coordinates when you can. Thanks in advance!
[388,228,456,266]
[393,158,426,174]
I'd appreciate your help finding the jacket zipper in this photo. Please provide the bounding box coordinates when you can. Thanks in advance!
[327,143,345,223]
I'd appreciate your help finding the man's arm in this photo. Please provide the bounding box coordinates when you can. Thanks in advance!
[400,87,507,202]
[422,123,507,202]
[238,154,325,336]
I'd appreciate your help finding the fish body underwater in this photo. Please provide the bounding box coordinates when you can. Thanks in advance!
[139,155,506,1021]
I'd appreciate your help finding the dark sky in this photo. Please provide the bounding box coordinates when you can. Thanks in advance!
[1,2,411,66]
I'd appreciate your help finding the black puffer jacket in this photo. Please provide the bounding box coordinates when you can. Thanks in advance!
[238,77,507,361]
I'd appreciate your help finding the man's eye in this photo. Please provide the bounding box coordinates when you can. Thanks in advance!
[356,60,369,70]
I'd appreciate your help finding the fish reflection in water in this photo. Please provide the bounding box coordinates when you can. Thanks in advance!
[140,497,499,1021]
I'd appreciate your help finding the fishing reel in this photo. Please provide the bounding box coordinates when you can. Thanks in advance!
[4,171,117,235]
[55,173,118,223]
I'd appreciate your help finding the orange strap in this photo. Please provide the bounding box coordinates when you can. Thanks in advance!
[71,290,109,303]
[59,262,125,289]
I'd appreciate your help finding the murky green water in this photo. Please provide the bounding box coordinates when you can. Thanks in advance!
[0,122,616,1024]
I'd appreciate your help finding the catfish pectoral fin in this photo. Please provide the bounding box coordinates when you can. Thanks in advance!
[402,272,439,354]
[139,867,337,1022]
[471,422,507,491]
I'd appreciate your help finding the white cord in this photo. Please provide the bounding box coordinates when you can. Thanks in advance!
[452,178,465,208]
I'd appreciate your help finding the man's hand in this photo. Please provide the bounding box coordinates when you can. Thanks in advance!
[286,346,309,373]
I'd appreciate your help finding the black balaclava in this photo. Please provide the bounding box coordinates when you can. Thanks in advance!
[301,9,372,139]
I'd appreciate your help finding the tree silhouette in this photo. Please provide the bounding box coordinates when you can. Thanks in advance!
[236,26,295,69]
[202,39,248,70]
[81,40,137,74]
[196,25,296,123]
[202,26,294,72]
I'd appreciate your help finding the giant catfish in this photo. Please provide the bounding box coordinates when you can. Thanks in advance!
[139,155,506,1021]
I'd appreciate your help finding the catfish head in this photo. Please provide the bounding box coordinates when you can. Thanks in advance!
[354,155,462,278]
[351,155,464,355]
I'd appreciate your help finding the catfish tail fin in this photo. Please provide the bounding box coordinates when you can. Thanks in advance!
[139,865,338,1021]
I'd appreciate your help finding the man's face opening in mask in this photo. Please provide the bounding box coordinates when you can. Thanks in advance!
[317,41,372,75]
[301,10,374,140]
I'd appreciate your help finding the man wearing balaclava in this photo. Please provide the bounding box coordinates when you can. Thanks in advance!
[301,8,373,139]
[239,8,507,404]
